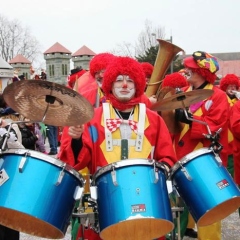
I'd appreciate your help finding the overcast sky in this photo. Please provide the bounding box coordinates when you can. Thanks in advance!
[1,0,240,59]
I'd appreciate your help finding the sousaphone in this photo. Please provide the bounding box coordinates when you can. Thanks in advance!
[145,39,184,99]
[146,39,185,134]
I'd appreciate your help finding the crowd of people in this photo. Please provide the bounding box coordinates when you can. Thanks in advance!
[1,50,240,240]
[57,51,240,240]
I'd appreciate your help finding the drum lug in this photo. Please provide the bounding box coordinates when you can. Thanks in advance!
[153,162,159,183]
[55,163,66,186]
[181,167,192,181]
[111,167,118,186]
[18,152,30,173]
[90,186,98,200]
[73,186,84,200]
[213,152,222,166]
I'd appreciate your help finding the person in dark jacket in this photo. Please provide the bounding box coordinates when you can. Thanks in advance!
[18,117,38,150]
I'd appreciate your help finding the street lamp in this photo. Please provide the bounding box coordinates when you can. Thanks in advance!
[166,36,174,73]
[151,33,157,46]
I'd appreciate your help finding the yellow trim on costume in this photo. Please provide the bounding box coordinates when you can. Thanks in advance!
[100,104,152,163]
[178,84,213,141]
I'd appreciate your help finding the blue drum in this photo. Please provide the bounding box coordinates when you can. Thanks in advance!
[0,149,84,238]
[170,148,240,226]
[92,159,174,240]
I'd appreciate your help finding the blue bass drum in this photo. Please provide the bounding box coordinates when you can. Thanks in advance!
[92,159,174,240]
[170,148,240,226]
[0,149,85,239]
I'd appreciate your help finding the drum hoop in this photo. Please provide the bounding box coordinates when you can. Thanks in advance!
[1,148,84,184]
[170,147,212,178]
[92,158,165,183]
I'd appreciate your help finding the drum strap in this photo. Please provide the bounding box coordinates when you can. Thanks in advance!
[103,103,146,152]
[103,103,113,151]
[135,103,145,151]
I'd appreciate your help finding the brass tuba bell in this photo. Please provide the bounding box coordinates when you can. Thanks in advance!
[145,39,184,99]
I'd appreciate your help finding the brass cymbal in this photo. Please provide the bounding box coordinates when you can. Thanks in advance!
[3,80,94,126]
[151,89,214,111]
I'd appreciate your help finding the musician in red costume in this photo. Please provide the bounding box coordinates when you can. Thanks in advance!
[219,74,240,177]
[65,56,177,240]
[73,53,115,107]
[67,66,86,89]
[229,97,240,186]
[140,62,157,105]
[59,54,152,165]
[173,51,229,240]
[140,62,154,85]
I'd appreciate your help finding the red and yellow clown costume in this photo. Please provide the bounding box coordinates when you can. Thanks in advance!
[220,74,240,180]
[74,102,177,172]
[173,83,229,165]
[230,100,240,185]
[173,52,229,240]
[59,55,152,167]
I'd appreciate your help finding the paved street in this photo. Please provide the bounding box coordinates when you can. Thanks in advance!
[20,210,240,239]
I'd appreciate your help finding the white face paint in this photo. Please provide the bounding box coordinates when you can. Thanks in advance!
[226,84,238,96]
[184,68,193,80]
[112,75,136,101]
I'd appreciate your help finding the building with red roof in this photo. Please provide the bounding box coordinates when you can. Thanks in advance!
[44,42,72,84]
[9,54,31,79]
[8,42,96,85]
[72,45,96,70]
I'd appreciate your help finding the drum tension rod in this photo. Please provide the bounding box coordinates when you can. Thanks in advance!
[56,163,66,186]
[153,162,159,183]
[179,161,192,181]
[19,151,30,173]
[111,166,118,186]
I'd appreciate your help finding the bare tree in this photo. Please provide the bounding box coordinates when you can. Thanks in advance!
[110,19,166,57]
[0,14,42,63]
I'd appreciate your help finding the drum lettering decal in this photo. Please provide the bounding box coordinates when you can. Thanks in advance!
[132,204,146,213]
[0,169,9,186]
[217,179,229,189]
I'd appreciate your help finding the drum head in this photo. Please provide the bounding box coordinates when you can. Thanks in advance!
[92,159,166,185]
[170,147,212,179]
[1,148,84,184]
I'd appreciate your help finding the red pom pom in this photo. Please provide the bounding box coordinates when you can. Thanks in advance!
[141,62,154,78]
[162,73,188,88]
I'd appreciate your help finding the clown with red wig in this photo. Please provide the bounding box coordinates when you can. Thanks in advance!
[64,56,177,240]
[173,51,229,240]
[220,74,240,183]
[67,67,86,89]
[73,52,115,107]
[229,94,240,187]
[140,62,154,84]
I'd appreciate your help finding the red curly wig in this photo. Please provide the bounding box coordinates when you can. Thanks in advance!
[89,53,115,77]
[220,74,240,91]
[141,62,154,78]
[102,56,146,110]
[162,72,188,88]
[191,68,217,84]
